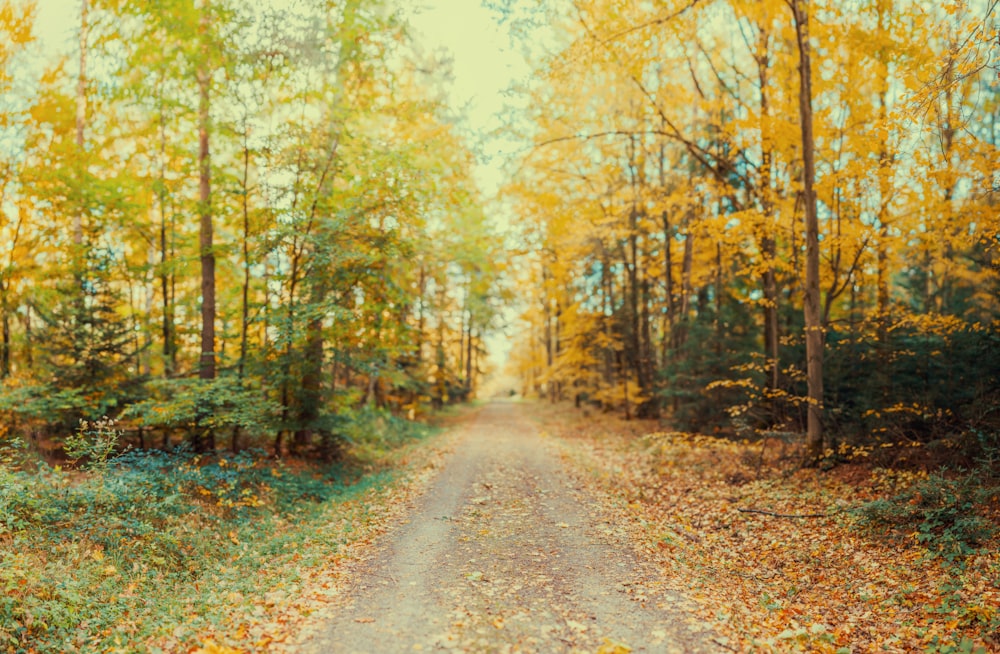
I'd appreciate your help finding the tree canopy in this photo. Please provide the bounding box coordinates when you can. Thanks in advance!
[0,0,505,456]
[503,0,999,460]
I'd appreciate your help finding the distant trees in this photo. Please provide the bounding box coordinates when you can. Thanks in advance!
[506,0,1000,456]
[0,0,504,456]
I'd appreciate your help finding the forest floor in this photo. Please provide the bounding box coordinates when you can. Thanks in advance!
[259,400,998,654]
[529,402,1000,653]
[286,400,721,654]
[6,401,996,653]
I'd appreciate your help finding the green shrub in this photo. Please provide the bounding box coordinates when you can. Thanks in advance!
[858,468,998,559]
[336,405,431,462]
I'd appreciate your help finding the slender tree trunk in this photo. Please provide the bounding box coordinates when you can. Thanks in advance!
[465,324,474,395]
[756,23,781,403]
[434,280,446,408]
[715,241,724,358]
[792,0,824,463]
[142,243,154,376]
[543,266,554,402]
[197,2,215,382]
[239,130,251,379]
[472,328,480,391]
[0,300,9,378]
[639,274,657,418]
[416,264,426,362]
[296,305,325,451]
[279,255,300,449]
[661,211,675,365]
[22,305,32,370]
[74,0,88,250]
[874,0,894,402]
[458,288,467,385]
[601,250,615,391]
[676,226,694,351]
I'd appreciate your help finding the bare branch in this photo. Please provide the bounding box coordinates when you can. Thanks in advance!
[738,508,831,519]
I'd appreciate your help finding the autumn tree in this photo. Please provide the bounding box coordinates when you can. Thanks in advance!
[504,0,1000,450]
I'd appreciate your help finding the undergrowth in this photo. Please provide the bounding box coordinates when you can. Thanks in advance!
[0,411,434,653]
[858,465,999,561]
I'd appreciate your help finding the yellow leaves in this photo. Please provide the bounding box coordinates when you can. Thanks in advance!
[596,638,632,653]
[191,640,244,654]
[961,603,996,626]
[0,0,34,58]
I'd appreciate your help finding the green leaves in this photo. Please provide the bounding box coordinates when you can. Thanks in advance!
[124,376,281,435]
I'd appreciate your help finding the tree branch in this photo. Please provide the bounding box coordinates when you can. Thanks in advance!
[595,0,703,45]
[737,508,830,518]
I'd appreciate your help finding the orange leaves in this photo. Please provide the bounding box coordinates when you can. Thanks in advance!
[191,640,244,654]
[539,404,1000,653]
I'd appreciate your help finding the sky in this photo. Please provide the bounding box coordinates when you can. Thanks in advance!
[408,1,529,196]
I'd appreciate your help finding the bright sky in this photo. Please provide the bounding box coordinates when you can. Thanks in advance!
[409,2,528,196]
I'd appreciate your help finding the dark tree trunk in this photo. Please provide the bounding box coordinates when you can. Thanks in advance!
[238,131,251,380]
[1,305,9,378]
[197,2,215,382]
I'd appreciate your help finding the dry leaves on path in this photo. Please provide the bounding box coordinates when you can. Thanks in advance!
[296,401,721,653]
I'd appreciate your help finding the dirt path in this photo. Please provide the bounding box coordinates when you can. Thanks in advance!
[301,401,720,653]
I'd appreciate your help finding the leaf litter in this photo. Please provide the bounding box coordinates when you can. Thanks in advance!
[534,403,999,653]
[294,402,721,653]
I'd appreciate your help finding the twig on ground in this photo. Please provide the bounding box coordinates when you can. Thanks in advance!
[737,508,831,519]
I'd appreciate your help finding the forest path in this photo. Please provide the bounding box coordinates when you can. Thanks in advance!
[300,401,720,654]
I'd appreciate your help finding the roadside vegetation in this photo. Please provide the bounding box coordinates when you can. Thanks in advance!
[0,410,444,654]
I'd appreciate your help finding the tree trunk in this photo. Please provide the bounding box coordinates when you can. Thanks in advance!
[601,250,615,390]
[458,289,467,385]
[0,302,9,378]
[792,0,824,464]
[197,2,215,382]
[874,0,894,403]
[22,305,32,370]
[465,317,473,394]
[715,241,724,358]
[296,310,324,451]
[547,304,556,402]
[661,211,675,365]
[756,22,781,404]
[238,129,251,380]
[74,0,87,250]
[434,279,447,409]
[676,225,694,351]
[416,264,426,364]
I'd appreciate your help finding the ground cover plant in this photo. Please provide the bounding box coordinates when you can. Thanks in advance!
[535,403,1000,653]
[0,410,447,653]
